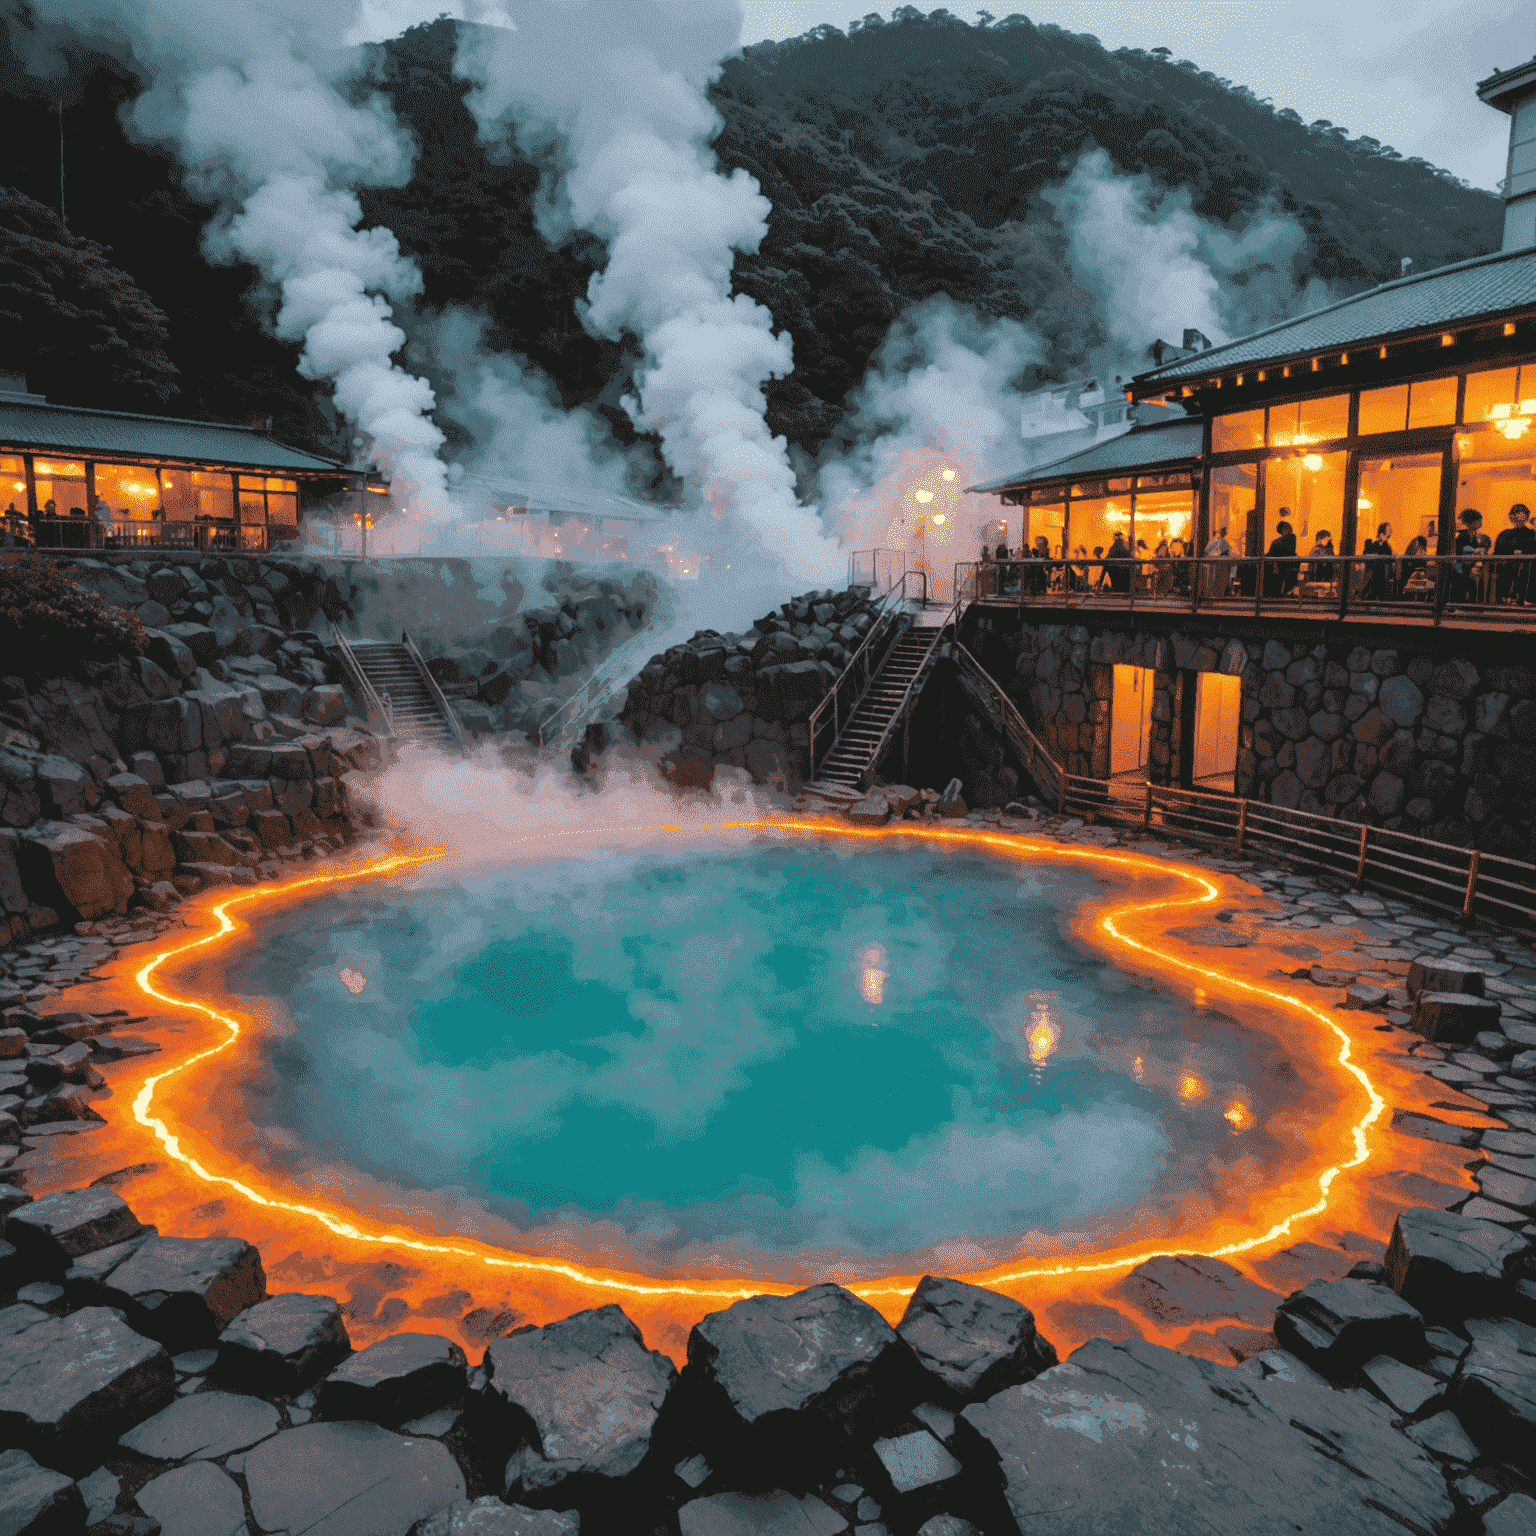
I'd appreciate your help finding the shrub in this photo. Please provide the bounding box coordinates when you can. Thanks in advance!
[0,554,144,674]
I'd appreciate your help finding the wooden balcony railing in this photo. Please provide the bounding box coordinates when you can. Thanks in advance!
[1,514,299,554]
[960,552,1536,625]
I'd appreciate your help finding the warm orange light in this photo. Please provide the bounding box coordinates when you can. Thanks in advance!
[1441,333,1454,347]
[931,514,946,526]
[1505,322,1517,337]
[1027,1013,1059,1066]
[339,967,367,995]
[940,468,957,481]
[115,820,1394,1311]
[1302,453,1324,471]
[1224,1100,1255,1131]
[1178,1071,1208,1102]
[861,967,887,1005]
[1379,345,1388,359]
[914,489,934,503]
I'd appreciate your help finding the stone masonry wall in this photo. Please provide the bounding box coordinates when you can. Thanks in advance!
[967,614,1534,858]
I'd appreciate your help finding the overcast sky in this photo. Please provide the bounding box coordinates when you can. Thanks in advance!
[737,0,1530,192]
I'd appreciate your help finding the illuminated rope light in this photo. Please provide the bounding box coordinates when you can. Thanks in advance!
[123,821,1387,1307]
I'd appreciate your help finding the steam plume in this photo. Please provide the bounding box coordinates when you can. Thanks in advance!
[455,1,844,588]
[25,0,452,516]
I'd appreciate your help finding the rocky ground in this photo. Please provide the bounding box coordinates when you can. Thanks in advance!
[3,801,1536,1534]
[613,585,888,791]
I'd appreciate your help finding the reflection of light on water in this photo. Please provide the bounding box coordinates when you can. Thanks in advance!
[1027,1014,1058,1065]
[858,945,887,1009]
[1224,1099,1255,1131]
[1179,1071,1208,1102]
[1131,1055,1145,1081]
[339,968,367,995]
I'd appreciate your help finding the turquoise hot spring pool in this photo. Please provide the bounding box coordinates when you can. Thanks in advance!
[221,837,1306,1280]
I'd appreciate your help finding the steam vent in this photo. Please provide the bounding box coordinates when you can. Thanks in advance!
[5,8,1536,1536]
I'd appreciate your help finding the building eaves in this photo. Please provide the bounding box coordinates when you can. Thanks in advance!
[1131,246,1536,390]
[968,416,1203,495]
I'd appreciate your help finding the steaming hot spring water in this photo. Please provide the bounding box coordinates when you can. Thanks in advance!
[224,837,1306,1281]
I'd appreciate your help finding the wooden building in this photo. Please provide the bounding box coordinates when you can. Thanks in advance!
[0,392,350,553]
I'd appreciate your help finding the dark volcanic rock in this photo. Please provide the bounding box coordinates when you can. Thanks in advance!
[1384,1207,1525,1324]
[118,1389,280,1461]
[957,1337,1451,1535]
[214,1291,350,1396]
[135,1459,245,1536]
[1111,1254,1284,1329]
[896,1275,1058,1404]
[316,1331,467,1427]
[243,1422,464,1536]
[103,1235,265,1350]
[0,1446,85,1532]
[677,1491,845,1536]
[416,1498,580,1535]
[1406,957,1485,999]
[1411,990,1501,1043]
[4,1187,146,1276]
[687,1283,912,1472]
[1272,1278,1425,1379]
[0,1306,172,1472]
[484,1305,676,1500]
[1448,1315,1536,1471]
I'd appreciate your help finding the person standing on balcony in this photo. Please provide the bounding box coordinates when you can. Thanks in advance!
[1452,509,1489,603]
[1265,518,1298,596]
[1494,503,1535,605]
[93,496,115,549]
[1203,525,1232,597]
[1106,530,1133,594]
[1362,523,1394,601]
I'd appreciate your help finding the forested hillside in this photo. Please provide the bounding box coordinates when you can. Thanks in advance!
[0,7,1503,468]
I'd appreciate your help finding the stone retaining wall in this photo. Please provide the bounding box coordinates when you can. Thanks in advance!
[967,615,1536,857]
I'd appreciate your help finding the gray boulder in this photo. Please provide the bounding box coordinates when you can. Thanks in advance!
[957,1336,1450,1536]
[1406,957,1485,999]
[316,1331,467,1427]
[5,1187,145,1275]
[688,1284,909,1468]
[0,1447,84,1534]
[1411,991,1501,1044]
[0,1306,172,1472]
[161,622,218,666]
[214,1291,350,1397]
[677,1491,844,1536]
[1272,1278,1424,1379]
[1385,1207,1526,1324]
[1449,1316,1536,1472]
[103,1235,265,1350]
[897,1275,1057,1404]
[484,1305,677,1500]
[416,1498,580,1535]
[243,1422,465,1536]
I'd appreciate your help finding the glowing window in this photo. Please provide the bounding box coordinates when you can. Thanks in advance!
[1408,376,1458,429]
[1211,408,1264,452]
[1464,366,1526,425]
[0,455,23,508]
[93,463,162,521]
[1358,384,1409,436]
[1268,396,1348,446]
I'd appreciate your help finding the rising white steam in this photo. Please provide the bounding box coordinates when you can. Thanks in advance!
[1044,148,1317,362]
[820,297,1041,571]
[455,1,844,588]
[25,0,452,517]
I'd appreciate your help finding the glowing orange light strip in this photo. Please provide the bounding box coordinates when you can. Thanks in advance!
[124,820,1385,1306]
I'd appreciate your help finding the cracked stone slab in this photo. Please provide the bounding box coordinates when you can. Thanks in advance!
[1384,1206,1525,1324]
[215,1290,350,1397]
[243,1420,465,1536]
[119,1388,280,1461]
[0,1446,84,1533]
[4,1186,145,1273]
[317,1331,466,1427]
[417,1499,580,1535]
[1110,1254,1284,1329]
[103,1234,265,1351]
[136,1458,246,1536]
[957,1337,1451,1536]
[678,1490,847,1536]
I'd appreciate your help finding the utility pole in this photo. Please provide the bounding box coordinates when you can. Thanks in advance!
[58,100,67,233]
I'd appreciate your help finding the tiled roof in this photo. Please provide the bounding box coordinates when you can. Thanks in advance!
[1135,246,1536,387]
[968,416,1204,494]
[0,399,345,474]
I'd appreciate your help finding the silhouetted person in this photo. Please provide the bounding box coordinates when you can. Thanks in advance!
[1494,503,1535,605]
[1106,531,1133,593]
[1452,508,1488,602]
[1362,522,1394,601]
[1265,518,1298,597]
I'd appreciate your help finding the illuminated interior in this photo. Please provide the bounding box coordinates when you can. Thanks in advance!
[1264,450,1345,550]
[1208,462,1257,556]
[31,458,87,513]
[1457,427,1536,534]
[1110,664,1155,777]
[94,462,162,520]
[1357,453,1442,553]
[1192,672,1242,790]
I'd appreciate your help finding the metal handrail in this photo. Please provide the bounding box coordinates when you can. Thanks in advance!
[958,551,1536,626]
[538,666,607,750]
[401,629,470,754]
[847,548,904,597]
[854,577,974,790]
[952,641,1063,804]
[330,626,393,735]
[1051,776,1535,930]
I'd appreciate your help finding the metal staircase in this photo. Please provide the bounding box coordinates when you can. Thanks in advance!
[333,630,466,752]
[811,627,942,791]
